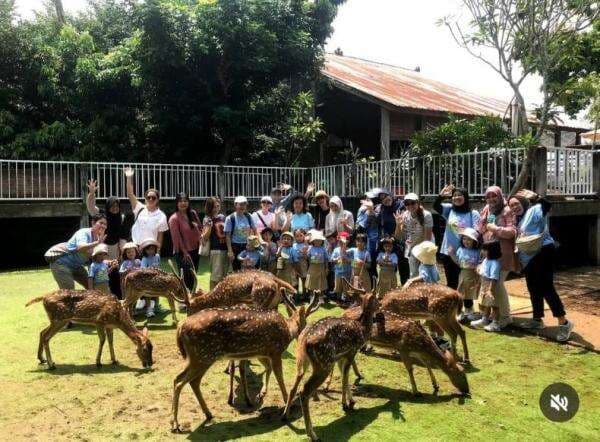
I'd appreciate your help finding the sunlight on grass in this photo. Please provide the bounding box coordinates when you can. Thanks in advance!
[0,265,598,440]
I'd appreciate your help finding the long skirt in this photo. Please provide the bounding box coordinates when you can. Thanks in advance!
[351,263,372,292]
[306,264,328,292]
[277,262,298,287]
[377,266,398,298]
[457,268,480,300]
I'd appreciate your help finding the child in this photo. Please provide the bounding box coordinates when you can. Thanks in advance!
[404,241,440,288]
[276,231,299,290]
[305,230,329,300]
[471,241,502,331]
[376,237,399,298]
[88,244,111,293]
[259,228,278,274]
[330,232,352,302]
[119,242,141,274]
[348,233,372,292]
[238,235,261,269]
[139,238,161,318]
[292,228,309,299]
[449,228,481,323]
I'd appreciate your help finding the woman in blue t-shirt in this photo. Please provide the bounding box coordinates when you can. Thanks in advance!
[433,184,480,290]
[278,194,315,232]
[508,193,574,342]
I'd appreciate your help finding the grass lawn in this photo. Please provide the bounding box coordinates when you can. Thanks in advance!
[1,263,599,441]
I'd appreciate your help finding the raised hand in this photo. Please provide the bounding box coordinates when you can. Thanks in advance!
[306,182,316,194]
[124,167,135,178]
[394,209,404,225]
[440,183,455,197]
[87,179,98,194]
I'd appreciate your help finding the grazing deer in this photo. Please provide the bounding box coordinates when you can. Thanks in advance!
[187,269,296,314]
[283,280,378,442]
[170,292,319,432]
[381,282,470,363]
[342,305,469,396]
[26,290,153,369]
[122,265,189,324]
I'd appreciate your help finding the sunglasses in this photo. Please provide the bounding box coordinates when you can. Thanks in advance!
[146,195,157,201]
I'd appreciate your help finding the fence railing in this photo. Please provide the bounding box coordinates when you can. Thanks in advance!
[0,147,596,201]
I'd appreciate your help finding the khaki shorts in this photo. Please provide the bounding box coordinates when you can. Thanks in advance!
[209,250,230,283]
[50,261,89,289]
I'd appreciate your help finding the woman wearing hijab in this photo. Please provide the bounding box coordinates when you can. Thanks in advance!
[508,192,574,341]
[324,196,354,237]
[473,185,517,332]
[433,184,481,290]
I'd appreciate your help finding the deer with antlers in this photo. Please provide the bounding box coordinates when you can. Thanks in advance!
[26,289,153,369]
[283,280,378,442]
[170,292,319,432]
[380,282,470,363]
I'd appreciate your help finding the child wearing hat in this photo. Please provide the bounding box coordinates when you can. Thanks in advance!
[259,228,278,274]
[276,231,300,290]
[471,240,503,331]
[292,228,309,299]
[139,238,161,317]
[403,240,440,289]
[376,237,399,298]
[119,242,141,274]
[448,228,481,323]
[88,244,111,293]
[330,232,352,301]
[305,230,329,298]
[238,235,261,269]
[348,233,372,292]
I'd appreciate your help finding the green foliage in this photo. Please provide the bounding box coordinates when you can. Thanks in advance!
[0,0,345,165]
[410,115,536,157]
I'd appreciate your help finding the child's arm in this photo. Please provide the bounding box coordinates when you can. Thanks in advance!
[448,246,459,265]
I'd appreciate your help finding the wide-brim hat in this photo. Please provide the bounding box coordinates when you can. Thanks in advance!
[92,243,109,257]
[138,238,160,251]
[247,235,261,248]
[280,231,294,240]
[411,241,438,265]
[458,227,480,244]
[404,192,419,202]
[315,190,329,199]
[366,187,391,199]
[310,231,326,243]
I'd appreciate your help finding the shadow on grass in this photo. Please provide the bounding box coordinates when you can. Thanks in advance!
[28,362,150,375]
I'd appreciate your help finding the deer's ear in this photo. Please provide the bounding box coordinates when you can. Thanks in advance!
[142,327,149,338]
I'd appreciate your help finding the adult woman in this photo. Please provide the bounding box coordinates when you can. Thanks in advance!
[252,196,275,235]
[277,194,315,232]
[473,186,517,332]
[311,189,330,231]
[169,193,201,291]
[508,193,574,341]
[324,196,354,237]
[394,193,433,278]
[125,168,169,248]
[49,214,107,289]
[202,197,229,290]
[433,185,481,289]
[86,179,128,260]
[225,195,257,271]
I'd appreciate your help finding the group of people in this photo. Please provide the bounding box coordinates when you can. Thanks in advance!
[46,168,574,341]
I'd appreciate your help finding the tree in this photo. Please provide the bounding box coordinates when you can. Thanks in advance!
[443,0,598,195]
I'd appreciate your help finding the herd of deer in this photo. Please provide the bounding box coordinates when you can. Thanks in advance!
[27,265,471,441]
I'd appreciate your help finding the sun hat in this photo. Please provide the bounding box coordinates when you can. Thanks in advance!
[315,190,329,199]
[280,231,294,240]
[138,238,160,251]
[366,187,391,199]
[247,235,261,248]
[404,192,419,202]
[310,230,326,243]
[234,195,248,204]
[411,241,438,265]
[260,196,273,204]
[459,227,480,245]
[92,243,109,258]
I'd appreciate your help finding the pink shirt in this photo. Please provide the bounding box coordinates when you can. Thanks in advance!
[169,211,200,253]
[478,205,518,272]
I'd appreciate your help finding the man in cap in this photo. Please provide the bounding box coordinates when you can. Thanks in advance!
[224,195,257,271]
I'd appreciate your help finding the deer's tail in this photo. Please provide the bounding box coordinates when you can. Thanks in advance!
[25,296,47,307]
[176,327,187,359]
[272,276,296,293]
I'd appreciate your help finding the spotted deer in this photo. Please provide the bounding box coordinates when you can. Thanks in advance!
[342,304,469,396]
[283,281,378,442]
[122,265,189,324]
[381,282,470,363]
[170,292,319,432]
[26,290,153,369]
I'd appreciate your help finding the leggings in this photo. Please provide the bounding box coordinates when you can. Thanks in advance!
[442,254,460,290]
[523,245,566,318]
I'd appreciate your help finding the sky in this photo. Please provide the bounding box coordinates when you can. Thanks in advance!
[13,0,588,126]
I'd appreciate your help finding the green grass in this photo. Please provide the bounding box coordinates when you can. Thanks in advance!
[1,264,599,441]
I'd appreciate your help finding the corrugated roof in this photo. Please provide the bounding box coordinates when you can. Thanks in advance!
[322,53,589,131]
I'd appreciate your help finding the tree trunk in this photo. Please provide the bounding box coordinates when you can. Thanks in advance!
[53,0,66,25]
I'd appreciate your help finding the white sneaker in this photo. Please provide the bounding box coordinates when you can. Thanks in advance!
[484,320,502,332]
[135,299,146,310]
[470,316,491,329]
[556,320,574,342]
[145,309,155,318]
[458,308,475,324]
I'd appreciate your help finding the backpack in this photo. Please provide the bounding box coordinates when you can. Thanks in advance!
[228,212,253,240]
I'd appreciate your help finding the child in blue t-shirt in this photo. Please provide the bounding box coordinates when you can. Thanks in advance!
[88,244,111,293]
[404,241,440,288]
[119,242,141,274]
[139,239,161,317]
[448,228,481,323]
[330,233,352,300]
[376,237,398,298]
[276,231,300,289]
[292,229,309,298]
[238,235,261,269]
[348,233,372,292]
[471,241,502,330]
[259,228,278,273]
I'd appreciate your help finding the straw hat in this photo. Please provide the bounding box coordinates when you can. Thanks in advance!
[138,238,160,251]
[122,242,138,252]
[411,241,438,265]
[459,227,480,245]
[247,235,261,248]
[92,243,109,258]
[310,230,326,244]
[315,190,329,199]
[280,231,294,240]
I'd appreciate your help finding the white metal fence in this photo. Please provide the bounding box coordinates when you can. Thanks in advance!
[0,148,596,201]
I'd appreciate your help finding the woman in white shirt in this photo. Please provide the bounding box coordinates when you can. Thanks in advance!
[251,196,276,235]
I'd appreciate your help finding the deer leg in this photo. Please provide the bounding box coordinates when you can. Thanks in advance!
[337,360,348,409]
[398,350,419,396]
[37,324,52,363]
[167,296,178,325]
[324,368,334,392]
[239,360,253,407]
[437,318,459,360]
[283,358,307,419]
[300,367,331,442]
[449,316,470,363]
[352,359,363,385]
[106,328,117,364]
[256,357,272,403]
[43,321,67,370]
[422,358,439,393]
[271,355,288,405]
[227,360,236,406]
[171,363,211,432]
[345,357,356,409]
[96,326,106,367]
[188,372,212,421]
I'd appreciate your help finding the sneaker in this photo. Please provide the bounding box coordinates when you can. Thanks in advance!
[556,320,574,342]
[135,299,146,310]
[458,308,475,324]
[463,311,479,323]
[470,316,491,329]
[519,318,545,330]
[484,320,503,332]
[145,309,155,318]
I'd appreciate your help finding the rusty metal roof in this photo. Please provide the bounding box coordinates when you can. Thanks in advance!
[322,53,589,131]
